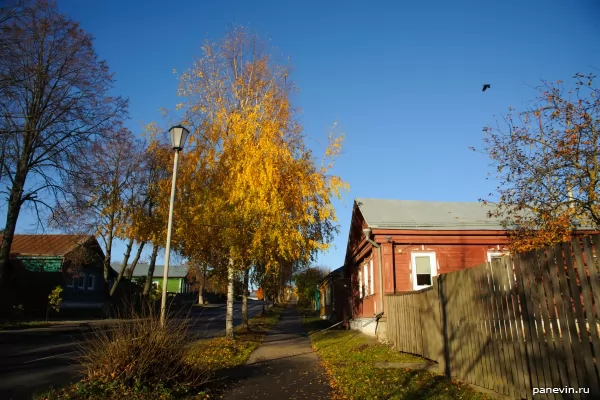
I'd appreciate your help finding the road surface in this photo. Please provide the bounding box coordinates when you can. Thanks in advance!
[0,301,265,400]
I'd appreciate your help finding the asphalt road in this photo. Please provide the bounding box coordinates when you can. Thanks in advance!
[0,301,265,400]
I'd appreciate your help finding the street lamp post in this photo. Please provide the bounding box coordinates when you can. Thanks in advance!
[160,125,189,328]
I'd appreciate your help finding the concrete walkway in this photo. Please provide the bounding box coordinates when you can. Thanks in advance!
[221,303,332,399]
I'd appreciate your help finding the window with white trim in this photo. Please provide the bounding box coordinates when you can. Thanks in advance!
[411,252,437,290]
[358,270,363,298]
[363,263,369,296]
[87,275,95,290]
[487,251,508,263]
[369,259,374,295]
[77,274,85,289]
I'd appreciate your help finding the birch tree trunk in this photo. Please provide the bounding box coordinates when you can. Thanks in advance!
[198,263,207,305]
[143,244,159,296]
[109,237,134,296]
[126,241,146,280]
[241,267,249,329]
[225,259,235,338]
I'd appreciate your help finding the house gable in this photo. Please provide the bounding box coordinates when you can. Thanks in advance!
[3,234,105,273]
[344,201,370,266]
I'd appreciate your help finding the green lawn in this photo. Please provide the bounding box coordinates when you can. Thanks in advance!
[303,312,490,400]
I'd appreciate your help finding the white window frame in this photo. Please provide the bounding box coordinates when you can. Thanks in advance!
[411,252,438,290]
[487,251,508,263]
[87,274,95,290]
[358,269,363,298]
[77,274,85,289]
[369,259,374,295]
[363,264,369,296]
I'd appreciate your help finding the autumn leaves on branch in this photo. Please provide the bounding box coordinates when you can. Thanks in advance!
[476,73,600,252]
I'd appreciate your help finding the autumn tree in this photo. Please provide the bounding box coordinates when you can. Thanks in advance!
[0,0,127,289]
[173,26,347,337]
[256,287,265,301]
[133,136,172,297]
[476,73,600,252]
[294,266,328,307]
[53,127,139,291]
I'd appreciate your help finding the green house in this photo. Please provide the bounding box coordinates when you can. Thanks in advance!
[110,262,192,293]
[5,234,109,315]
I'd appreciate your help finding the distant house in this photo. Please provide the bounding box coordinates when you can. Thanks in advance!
[109,262,192,293]
[3,234,108,314]
[343,198,510,338]
[318,266,346,321]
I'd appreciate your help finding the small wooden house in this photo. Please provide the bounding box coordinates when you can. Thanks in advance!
[343,198,509,338]
[110,262,192,294]
[4,234,108,315]
[318,266,346,321]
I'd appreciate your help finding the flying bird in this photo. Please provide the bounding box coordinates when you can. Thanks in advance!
[482,84,491,92]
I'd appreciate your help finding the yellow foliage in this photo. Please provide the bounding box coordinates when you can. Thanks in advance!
[153,26,348,280]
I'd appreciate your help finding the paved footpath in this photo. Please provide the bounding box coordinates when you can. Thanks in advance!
[221,302,332,399]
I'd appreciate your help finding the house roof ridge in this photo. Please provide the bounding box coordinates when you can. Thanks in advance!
[3,234,98,257]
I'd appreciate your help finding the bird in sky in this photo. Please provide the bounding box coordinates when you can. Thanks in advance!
[482,84,491,92]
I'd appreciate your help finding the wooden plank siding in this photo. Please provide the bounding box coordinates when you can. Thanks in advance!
[384,237,599,399]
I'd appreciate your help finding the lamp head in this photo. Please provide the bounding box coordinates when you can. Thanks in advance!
[169,125,189,151]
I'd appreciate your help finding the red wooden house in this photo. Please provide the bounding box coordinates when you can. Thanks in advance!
[343,198,509,338]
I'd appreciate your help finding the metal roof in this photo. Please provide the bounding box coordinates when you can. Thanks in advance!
[355,198,505,230]
[110,262,189,278]
[2,234,98,257]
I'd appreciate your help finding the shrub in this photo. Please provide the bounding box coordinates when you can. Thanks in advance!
[77,306,209,394]
[46,286,63,321]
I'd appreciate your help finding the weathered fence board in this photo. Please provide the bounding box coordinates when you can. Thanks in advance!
[385,237,600,399]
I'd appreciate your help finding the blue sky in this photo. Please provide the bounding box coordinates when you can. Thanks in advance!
[3,0,599,271]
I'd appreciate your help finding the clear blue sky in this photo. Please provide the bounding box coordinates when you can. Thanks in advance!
[3,0,599,271]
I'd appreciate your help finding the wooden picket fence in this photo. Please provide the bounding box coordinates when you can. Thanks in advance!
[385,235,600,399]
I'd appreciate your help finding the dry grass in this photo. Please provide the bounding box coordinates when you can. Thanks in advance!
[37,306,210,399]
[79,311,209,390]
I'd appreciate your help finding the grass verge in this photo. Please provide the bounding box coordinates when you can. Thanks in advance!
[35,305,283,400]
[0,320,53,330]
[186,305,283,371]
[303,312,490,400]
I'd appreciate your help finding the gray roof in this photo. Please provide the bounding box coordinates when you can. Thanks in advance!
[355,198,505,230]
[110,262,189,278]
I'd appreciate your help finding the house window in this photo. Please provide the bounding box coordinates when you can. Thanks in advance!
[363,264,369,296]
[369,259,374,295]
[87,275,95,290]
[358,269,363,298]
[77,274,85,289]
[411,252,437,290]
[487,252,508,263]
[66,275,74,288]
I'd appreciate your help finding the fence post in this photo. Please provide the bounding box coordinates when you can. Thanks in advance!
[431,276,448,376]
